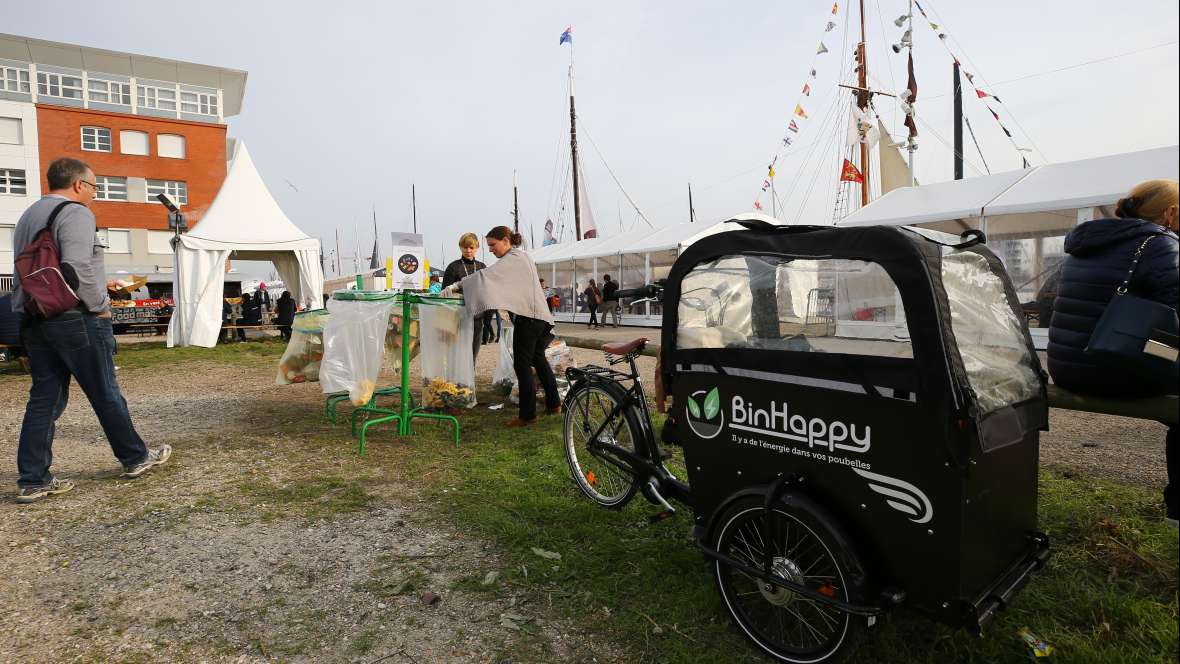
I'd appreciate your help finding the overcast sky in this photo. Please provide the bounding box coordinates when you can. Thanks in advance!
[7,0,1179,275]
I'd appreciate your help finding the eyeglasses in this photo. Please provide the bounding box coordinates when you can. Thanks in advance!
[79,180,98,190]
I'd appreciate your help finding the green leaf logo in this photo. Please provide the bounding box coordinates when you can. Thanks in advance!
[686,397,701,418]
[704,388,720,420]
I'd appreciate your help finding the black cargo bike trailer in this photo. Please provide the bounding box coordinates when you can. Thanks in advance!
[561,220,1051,662]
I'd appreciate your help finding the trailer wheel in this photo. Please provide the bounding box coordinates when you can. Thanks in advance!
[713,495,865,663]
[563,380,641,509]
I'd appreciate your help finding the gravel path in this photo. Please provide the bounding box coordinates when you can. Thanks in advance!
[0,352,622,664]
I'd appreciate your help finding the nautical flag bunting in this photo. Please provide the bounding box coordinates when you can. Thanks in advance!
[559,27,572,45]
[795,104,808,119]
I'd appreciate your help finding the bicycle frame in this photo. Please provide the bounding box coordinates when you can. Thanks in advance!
[565,353,691,509]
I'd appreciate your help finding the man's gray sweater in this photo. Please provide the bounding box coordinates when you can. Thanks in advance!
[11,195,110,314]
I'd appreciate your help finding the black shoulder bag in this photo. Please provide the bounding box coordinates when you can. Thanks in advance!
[1085,235,1180,374]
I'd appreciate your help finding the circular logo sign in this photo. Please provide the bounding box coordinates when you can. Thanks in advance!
[684,387,725,439]
[397,254,419,275]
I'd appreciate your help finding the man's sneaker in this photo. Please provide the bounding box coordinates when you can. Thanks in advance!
[123,445,172,479]
[16,478,75,504]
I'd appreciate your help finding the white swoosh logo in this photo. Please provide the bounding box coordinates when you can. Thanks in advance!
[853,468,933,524]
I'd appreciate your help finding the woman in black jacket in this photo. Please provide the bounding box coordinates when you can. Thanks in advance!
[275,291,297,341]
[1047,179,1178,525]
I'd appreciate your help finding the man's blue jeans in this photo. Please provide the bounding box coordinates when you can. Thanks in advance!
[17,312,149,487]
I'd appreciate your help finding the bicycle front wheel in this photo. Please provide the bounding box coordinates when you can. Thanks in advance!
[563,381,642,509]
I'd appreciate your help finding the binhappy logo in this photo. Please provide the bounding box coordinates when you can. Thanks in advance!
[685,387,725,440]
[853,468,933,524]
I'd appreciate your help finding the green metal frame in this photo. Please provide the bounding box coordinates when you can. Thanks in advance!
[337,292,462,454]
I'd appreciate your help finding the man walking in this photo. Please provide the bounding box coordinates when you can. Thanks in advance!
[601,274,621,328]
[11,158,171,503]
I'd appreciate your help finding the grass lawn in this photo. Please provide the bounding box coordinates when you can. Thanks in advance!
[23,339,1180,663]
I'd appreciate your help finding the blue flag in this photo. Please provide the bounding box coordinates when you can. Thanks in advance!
[559,26,572,45]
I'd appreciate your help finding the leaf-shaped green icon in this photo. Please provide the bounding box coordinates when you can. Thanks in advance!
[686,397,701,418]
[704,388,720,420]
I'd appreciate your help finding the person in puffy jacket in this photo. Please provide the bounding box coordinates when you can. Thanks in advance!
[1047,178,1178,525]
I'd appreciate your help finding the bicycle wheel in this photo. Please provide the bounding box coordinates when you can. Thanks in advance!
[563,381,641,509]
[713,496,865,663]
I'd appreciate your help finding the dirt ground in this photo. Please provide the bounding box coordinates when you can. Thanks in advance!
[0,336,1170,663]
[0,346,625,664]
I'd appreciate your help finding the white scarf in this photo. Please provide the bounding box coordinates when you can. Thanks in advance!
[460,248,555,325]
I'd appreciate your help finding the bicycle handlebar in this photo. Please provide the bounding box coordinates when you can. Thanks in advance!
[615,283,662,300]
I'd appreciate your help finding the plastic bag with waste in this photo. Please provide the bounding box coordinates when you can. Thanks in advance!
[419,300,476,409]
[276,309,330,385]
[320,298,398,406]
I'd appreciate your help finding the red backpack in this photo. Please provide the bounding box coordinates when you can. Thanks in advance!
[14,201,84,318]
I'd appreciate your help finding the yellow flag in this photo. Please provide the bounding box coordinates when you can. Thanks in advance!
[795,104,809,119]
[768,166,776,178]
[423,259,431,290]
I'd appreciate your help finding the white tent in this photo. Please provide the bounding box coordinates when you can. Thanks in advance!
[838,145,1178,233]
[167,142,324,347]
[531,213,785,325]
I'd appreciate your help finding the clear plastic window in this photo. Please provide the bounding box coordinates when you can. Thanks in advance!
[940,248,1039,413]
[676,255,912,358]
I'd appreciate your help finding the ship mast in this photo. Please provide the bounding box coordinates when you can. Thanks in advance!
[857,0,870,206]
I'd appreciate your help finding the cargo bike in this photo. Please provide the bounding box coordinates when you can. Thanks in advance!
[561,220,1052,662]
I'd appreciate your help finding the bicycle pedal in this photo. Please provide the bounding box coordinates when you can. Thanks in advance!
[648,510,676,524]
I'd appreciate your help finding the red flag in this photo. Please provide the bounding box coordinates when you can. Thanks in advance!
[975,88,989,99]
[802,83,811,96]
[753,201,763,211]
[904,52,918,138]
[840,159,864,183]
[788,119,799,133]
[987,106,1000,121]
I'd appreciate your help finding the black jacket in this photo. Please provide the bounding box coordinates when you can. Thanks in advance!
[442,258,486,289]
[276,297,296,326]
[1047,217,1178,396]
[602,280,619,302]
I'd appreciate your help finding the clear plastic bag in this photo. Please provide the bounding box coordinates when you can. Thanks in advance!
[508,335,577,404]
[419,301,477,409]
[320,298,399,406]
[276,310,330,385]
[492,327,516,396]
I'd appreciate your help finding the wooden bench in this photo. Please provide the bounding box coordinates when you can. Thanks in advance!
[559,336,1177,425]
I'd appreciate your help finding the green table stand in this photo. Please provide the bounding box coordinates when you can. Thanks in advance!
[344,292,463,454]
[325,385,401,424]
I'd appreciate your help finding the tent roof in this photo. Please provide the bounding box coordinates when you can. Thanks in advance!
[838,169,1028,228]
[985,145,1178,217]
[838,145,1179,229]
[529,213,793,264]
[178,141,319,252]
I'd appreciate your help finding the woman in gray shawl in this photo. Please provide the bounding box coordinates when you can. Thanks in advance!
[444,226,560,426]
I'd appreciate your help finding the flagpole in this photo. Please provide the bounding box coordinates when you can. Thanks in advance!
[858,0,870,207]
[687,182,696,223]
[566,30,583,242]
[411,184,418,234]
[906,0,916,188]
[512,170,520,235]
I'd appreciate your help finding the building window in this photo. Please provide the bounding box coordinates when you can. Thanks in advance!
[81,126,112,152]
[1,66,31,94]
[147,180,187,205]
[157,134,186,159]
[96,229,130,253]
[37,72,84,100]
[120,130,149,156]
[148,230,174,254]
[95,176,128,201]
[0,117,22,145]
[137,84,176,111]
[88,79,132,105]
[180,91,218,116]
[0,169,27,195]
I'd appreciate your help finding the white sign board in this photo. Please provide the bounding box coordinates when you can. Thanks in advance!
[389,232,425,290]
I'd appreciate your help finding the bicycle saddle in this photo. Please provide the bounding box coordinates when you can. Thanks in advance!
[602,337,648,356]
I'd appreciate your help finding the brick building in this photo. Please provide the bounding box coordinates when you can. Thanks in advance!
[0,32,246,290]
